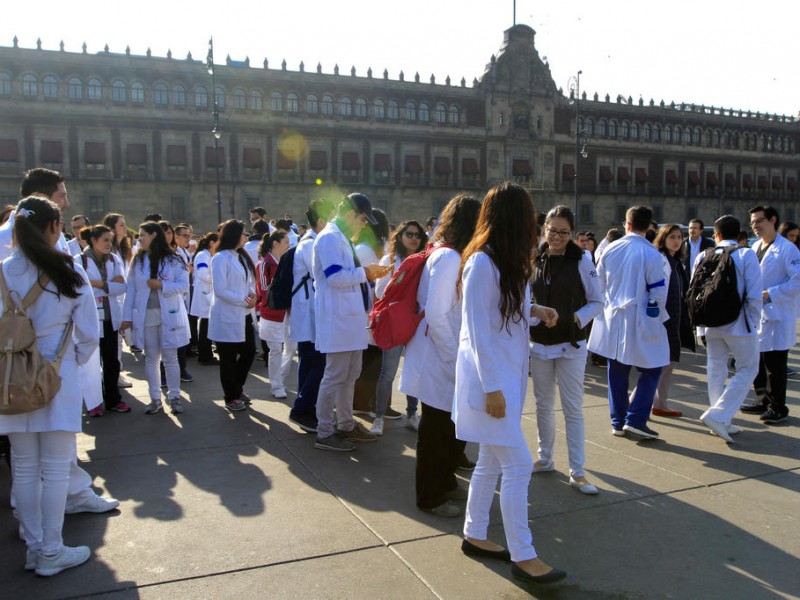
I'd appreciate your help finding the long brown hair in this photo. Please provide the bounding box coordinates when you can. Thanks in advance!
[653,224,685,260]
[433,194,481,252]
[459,182,537,332]
[389,220,427,263]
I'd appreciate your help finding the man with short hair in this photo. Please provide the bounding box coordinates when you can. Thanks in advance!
[588,206,669,440]
[683,218,714,276]
[695,216,763,442]
[311,193,391,450]
[66,215,89,256]
[275,218,299,247]
[740,206,800,424]
[0,168,118,515]
[288,199,335,432]
[575,231,589,250]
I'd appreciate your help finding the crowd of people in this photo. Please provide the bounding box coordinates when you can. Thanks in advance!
[0,167,798,585]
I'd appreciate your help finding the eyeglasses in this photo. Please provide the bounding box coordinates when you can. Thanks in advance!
[750,217,767,226]
[545,227,571,238]
[403,231,422,239]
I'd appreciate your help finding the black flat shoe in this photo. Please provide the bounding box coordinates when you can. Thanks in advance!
[461,539,511,562]
[511,563,567,584]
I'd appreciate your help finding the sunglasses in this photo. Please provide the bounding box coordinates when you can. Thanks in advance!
[403,230,422,239]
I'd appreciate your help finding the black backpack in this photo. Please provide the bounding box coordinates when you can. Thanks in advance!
[685,247,745,328]
[266,246,311,310]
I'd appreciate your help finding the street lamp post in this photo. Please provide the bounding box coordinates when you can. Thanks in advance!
[568,71,591,230]
[207,37,222,225]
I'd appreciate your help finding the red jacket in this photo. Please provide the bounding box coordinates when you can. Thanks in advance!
[255,254,287,322]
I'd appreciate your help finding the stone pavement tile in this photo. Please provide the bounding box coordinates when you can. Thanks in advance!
[0,441,382,599]
[712,470,800,521]
[91,547,436,600]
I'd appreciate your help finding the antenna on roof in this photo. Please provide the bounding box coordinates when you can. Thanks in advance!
[513,0,516,25]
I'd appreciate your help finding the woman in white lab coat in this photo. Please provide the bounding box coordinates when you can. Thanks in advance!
[190,232,219,365]
[120,222,190,415]
[399,195,481,517]
[208,219,257,412]
[453,182,566,585]
[0,196,98,575]
[79,225,129,416]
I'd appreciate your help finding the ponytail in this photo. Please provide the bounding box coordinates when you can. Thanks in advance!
[13,195,83,298]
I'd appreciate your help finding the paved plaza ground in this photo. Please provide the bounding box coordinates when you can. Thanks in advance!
[1,337,798,599]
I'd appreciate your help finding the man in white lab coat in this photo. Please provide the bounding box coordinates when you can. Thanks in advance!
[588,206,670,440]
[0,168,119,515]
[311,194,390,451]
[740,206,800,424]
[694,216,763,442]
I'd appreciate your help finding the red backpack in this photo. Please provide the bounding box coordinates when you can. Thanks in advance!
[369,244,453,350]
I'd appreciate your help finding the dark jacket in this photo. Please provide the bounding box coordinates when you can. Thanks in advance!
[682,236,714,273]
[664,251,696,361]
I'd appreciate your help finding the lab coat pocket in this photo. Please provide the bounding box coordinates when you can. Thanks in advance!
[637,308,663,342]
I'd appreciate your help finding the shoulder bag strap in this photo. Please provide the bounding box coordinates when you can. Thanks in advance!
[20,274,50,311]
[0,264,12,312]
[50,320,75,374]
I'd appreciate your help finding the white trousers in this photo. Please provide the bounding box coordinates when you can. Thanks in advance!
[9,431,74,554]
[259,317,296,394]
[705,330,759,425]
[144,325,180,400]
[316,350,361,437]
[530,353,587,477]
[464,443,537,563]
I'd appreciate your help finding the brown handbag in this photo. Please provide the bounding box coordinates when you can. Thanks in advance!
[0,267,73,415]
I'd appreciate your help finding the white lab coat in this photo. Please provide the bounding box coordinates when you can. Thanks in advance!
[0,252,98,434]
[122,254,190,350]
[312,220,369,354]
[375,254,402,300]
[208,249,256,343]
[289,230,317,344]
[78,251,127,331]
[752,233,800,352]
[399,245,461,412]
[452,251,531,447]
[190,249,214,319]
[66,237,83,258]
[587,233,670,369]
[691,241,763,337]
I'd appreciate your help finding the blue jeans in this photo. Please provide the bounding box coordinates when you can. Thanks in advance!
[290,341,325,419]
[607,359,662,430]
[375,345,418,417]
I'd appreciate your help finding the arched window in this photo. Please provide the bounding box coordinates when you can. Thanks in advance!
[131,81,145,104]
[286,92,299,113]
[705,129,713,146]
[194,86,208,108]
[713,130,721,147]
[693,127,701,145]
[621,120,630,139]
[172,84,186,106]
[447,104,459,124]
[742,133,749,149]
[631,122,639,140]
[154,83,168,106]
[270,91,283,111]
[674,126,682,143]
[435,103,446,123]
[22,74,38,96]
[306,94,318,114]
[585,118,594,135]
[732,132,740,149]
[766,135,774,151]
[355,98,367,117]
[608,119,617,138]
[419,102,430,121]
[340,96,352,116]
[0,73,11,96]
[112,79,126,102]
[43,75,58,98]
[404,100,416,121]
[374,99,385,119]
[249,90,262,111]
[653,125,661,142]
[388,100,400,120]
[321,94,334,115]
[724,131,732,148]
[68,77,82,99]
[644,123,652,141]
[664,125,672,143]
[683,127,692,144]
[232,88,245,109]
[598,119,607,137]
[214,86,225,109]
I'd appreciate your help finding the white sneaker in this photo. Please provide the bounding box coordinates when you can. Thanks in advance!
[25,549,38,571]
[117,375,133,388]
[65,494,119,514]
[406,414,420,431]
[709,424,741,436]
[35,545,90,576]
[369,417,384,436]
[701,414,733,443]
[272,389,288,399]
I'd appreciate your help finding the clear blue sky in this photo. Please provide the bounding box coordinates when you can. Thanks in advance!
[3,0,797,117]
